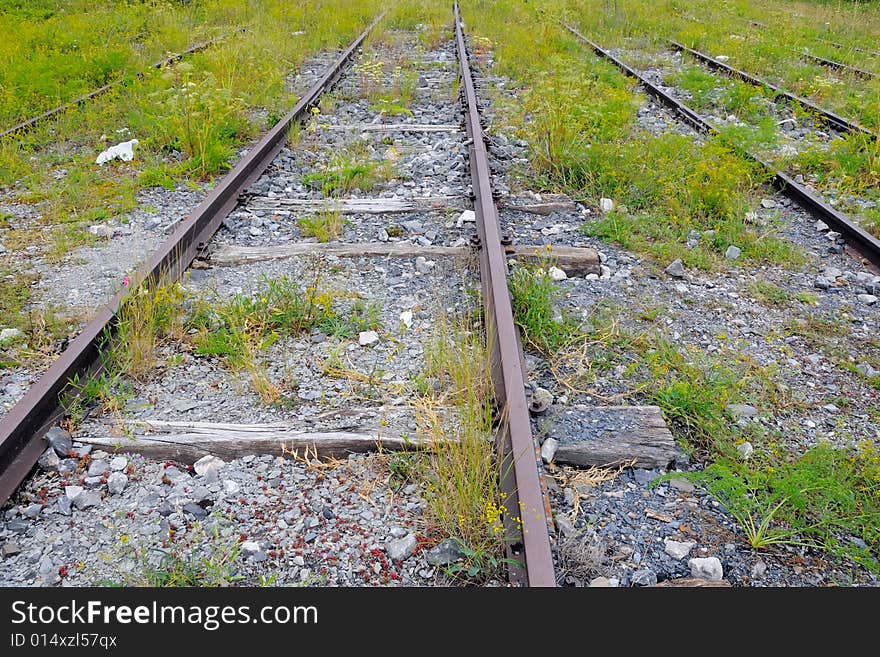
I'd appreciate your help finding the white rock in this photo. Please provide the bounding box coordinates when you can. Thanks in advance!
[65,486,84,501]
[194,454,226,477]
[415,256,435,273]
[88,224,114,238]
[761,199,777,209]
[399,310,414,329]
[689,556,724,581]
[737,441,754,460]
[455,210,476,227]
[110,456,128,472]
[548,266,567,281]
[857,294,878,305]
[540,437,559,464]
[241,541,261,554]
[358,330,379,346]
[725,245,741,260]
[715,54,730,61]
[599,197,614,212]
[223,480,241,495]
[815,220,829,232]
[0,328,21,343]
[96,138,139,165]
[664,539,695,560]
[107,472,128,495]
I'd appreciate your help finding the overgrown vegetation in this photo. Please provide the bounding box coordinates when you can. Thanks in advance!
[409,310,511,582]
[464,0,880,574]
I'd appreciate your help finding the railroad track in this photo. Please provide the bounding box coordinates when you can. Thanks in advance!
[0,32,238,140]
[560,23,880,268]
[0,3,559,587]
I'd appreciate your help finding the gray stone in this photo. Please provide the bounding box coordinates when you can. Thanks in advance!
[182,502,207,519]
[1,542,22,557]
[665,259,685,278]
[38,447,60,471]
[669,478,695,493]
[322,505,335,520]
[194,455,226,477]
[107,472,128,495]
[727,403,757,420]
[46,427,73,457]
[736,442,754,460]
[554,514,576,538]
[540,437,559,464]
[631,568,658,586]
[857,294,878,305]
[814,276,832,290]
[6,519,29,533]
[815,220,829,232]
[856,362,880,378]
[599,198,614,212]
[57,459,78,475]
[56,497,72,516]
[823,267,842,280]
[425,538,466,566]
[72,445,92,458]
[386,533,418,561]
[664,539,695,559]
[171,399,199,412]
[760,199,777,209]
[724,245,741,260]
[689,556,724,581]
[633,468,659,486]
[751,560,767,579]
[84,476,103,487]
[87,459,109,477]
[74,492,101,510]
[22,504,42,519]
[110,456,128,471]
[241,541,260,554]
[415,256,435,273]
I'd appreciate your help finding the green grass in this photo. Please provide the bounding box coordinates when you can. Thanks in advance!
[298,209,346,242]
[508,262,581,354]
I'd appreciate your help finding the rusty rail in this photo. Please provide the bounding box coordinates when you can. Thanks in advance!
[455,1,556,587]
[0,13,385,505]
[667,39,875,139]
[801,52,876,81]
[562,23,880,268]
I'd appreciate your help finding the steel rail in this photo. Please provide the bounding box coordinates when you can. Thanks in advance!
[454,1,556,587]
[0,13,385,505]
[801,52,876,81]
[819,38,880,59]
[667,40,875,138]
[561,23,880,268]
[1,32,241,140]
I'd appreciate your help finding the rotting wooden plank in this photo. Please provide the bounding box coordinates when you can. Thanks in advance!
[243,195,578,216]
[208,242,600,275]
[243,195,466,213]
[540,405,677,469]
[82,420,437,462]
[322,123,461,132]
[652,578,731,587]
